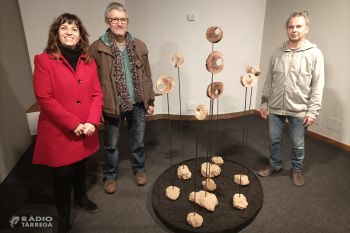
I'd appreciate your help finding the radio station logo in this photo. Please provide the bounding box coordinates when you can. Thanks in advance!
[9,215,53,228]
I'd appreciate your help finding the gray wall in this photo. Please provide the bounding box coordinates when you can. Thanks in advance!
[126,0,267,115]
[0,0,36,183]
[256,0,350,146]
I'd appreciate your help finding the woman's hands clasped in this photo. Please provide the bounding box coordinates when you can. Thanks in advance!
[73,123,96,136]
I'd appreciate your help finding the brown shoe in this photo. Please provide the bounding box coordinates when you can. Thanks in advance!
[104,179,116,194]
[291,170,304,186]
[135,171,147,186]
[258,165,281,177]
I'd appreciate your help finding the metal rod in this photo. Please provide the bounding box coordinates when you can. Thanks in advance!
[178,67,184,168]
[167,93,174,189]
[217,97,219,156]
[239,87,248,197]
[205,42,215,196]
[205,74,214,195]
[194,119,198,215]
[245,87,253,150]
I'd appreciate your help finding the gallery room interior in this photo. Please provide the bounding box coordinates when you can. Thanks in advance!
[0,0,349,232]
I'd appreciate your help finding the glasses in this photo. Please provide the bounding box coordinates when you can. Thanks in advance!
[106,18,128,24]
[290,11,308,17]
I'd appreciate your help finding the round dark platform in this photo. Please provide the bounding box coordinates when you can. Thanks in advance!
[151,158,263,233]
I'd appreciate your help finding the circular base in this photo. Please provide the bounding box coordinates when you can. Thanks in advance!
[151,158,263,233]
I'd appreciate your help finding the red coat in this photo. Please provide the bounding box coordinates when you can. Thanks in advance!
[33,53,103,167]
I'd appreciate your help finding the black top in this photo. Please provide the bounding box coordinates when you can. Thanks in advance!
[58,44,83,72]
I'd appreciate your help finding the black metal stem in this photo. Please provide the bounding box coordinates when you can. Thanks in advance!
[194,119,198,215]
[245,87,253,150]
[205,43,215,195]
[239,87,248,197]
[178,67,184,168]
[167,93,174,189]
[217,97,219,156]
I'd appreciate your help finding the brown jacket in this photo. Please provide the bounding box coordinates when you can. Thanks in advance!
[90,34,155,117]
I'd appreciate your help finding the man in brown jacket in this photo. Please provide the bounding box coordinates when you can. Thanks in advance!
[90,2,155,194]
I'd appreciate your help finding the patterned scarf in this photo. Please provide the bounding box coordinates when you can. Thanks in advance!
[108,31,142,113]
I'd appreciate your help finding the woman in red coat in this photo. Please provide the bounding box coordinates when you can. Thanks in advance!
[33,13,103,233]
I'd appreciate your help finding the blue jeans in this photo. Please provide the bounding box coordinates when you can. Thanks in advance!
[104,103,146,180]
[269,113,307,171]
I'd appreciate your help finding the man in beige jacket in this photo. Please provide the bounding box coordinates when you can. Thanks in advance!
[258,12,324,186]
[90,2,155,193]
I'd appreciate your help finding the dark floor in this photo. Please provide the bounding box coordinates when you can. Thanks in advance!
[0,115,349,233]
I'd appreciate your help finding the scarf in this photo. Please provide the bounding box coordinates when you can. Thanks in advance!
[108,31,142,113]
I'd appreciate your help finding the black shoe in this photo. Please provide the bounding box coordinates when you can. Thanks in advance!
[57,215,70,233]
[73,197,99,213]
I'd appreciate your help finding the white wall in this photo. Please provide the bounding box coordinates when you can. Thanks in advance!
[18,0,125,73]
[0,0,36,183]
[126,0,267,115]
[256,0,350,146]
[19,0,266,116]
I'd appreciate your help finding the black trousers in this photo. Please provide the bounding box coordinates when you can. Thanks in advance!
[51,158,87,216]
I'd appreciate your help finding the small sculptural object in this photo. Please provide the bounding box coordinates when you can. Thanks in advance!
[156,76,175,93]
[166,186,180,200]
[187,212,203,228]
[206,51,225,74]
[189,190,218,212]
[177,165,191,180]
[206,26,223,43]
[202,178,217,191]
[233,193,248,210]
[201,162,221,178]
[234,174,250,185]
[170,54,184,68]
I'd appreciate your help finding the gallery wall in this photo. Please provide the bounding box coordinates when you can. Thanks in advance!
[2,0,348,184]
[18,0,126,73]
[256,0,350,146]
[0,0,36,183]
[126,0,267,115]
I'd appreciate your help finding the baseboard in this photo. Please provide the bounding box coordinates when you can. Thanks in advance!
[146,109,256,121]
[45,109,350,151]
[97,109,256,130]
[254,110,350,151]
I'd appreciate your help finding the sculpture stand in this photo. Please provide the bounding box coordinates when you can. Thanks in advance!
[239,87,253,196]
[151,158,263,233]
[167,93,175,188]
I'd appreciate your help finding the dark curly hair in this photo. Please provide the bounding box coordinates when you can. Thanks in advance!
[44,13,93,64]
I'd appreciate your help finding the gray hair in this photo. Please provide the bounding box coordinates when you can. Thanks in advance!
[105,2,128,19]
[286,12,309,28]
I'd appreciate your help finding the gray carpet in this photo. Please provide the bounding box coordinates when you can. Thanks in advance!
[0,115,349,233]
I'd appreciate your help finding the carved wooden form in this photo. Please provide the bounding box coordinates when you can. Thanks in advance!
[245,65,261,76]
[240,73,257,87]
[195,105,208,120]
[206,26,223,43]
[170,54,184,68]
[206,51,225,74]
[206,82,224,99]
[156,76,175,93]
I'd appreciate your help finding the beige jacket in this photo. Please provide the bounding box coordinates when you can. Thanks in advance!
[261,40,324,119]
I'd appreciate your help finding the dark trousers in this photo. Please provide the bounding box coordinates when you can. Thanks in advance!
[103,103,146,179]
[51,158,87,216]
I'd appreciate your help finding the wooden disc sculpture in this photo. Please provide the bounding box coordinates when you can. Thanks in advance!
[206,26,223,43]
[171,54,184,68]
[206,82,224,99]
[156,76,175,93]
[245,65,261,76]
[240,66,261,87]
[195,105,209,120]
[206,51,225,74]
[151,26,264,233]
